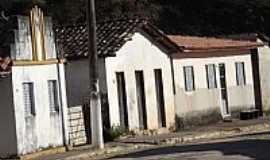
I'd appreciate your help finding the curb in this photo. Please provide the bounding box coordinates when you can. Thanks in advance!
[61,122,270,160]
[148,123,270,145]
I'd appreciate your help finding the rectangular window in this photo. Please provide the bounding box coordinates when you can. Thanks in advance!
[48,80,59,112]
[236,62,246,86]
[206,64,217,89]
[184,66,195,91]
[23,82,35,117]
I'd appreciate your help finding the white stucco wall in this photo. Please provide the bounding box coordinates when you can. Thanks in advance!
[173,54,255,122]
[11,64,68,155]
[257,43,270,113]
[105,32,175,130]
[0,77,18,157]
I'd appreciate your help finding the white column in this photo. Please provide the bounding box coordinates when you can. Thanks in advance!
[58,64,70,146]
[90,83,104,149]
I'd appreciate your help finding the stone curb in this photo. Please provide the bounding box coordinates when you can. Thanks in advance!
[63,122,270,160]
[154,123,270,145]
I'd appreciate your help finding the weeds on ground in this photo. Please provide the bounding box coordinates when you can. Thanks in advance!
[104,126,127,142]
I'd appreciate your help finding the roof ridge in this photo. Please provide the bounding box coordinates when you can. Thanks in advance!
[54,18,147,29]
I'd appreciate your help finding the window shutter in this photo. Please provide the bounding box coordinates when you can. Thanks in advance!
[236,62,246,86]
[184,66,195,91]
[206,64,217,89]
[48,80,59,112]
[23,82,35,117]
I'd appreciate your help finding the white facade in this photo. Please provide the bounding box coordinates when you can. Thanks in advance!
[11,64,68,155]
[173,54,256,127]
[105,33,175,130]
[257,41,270,113]
[0,7,69,157]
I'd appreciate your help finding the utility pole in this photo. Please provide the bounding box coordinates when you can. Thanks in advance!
[86,0,104,149]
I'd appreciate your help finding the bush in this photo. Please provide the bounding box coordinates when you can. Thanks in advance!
[103,126,127,142]
[264,110,270,116]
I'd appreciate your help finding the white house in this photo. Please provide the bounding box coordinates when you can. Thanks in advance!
[0,7,69,158]
[55,19,179,139]
[225,33,270,115]
[253,35,270,115]
[168,35,262,128]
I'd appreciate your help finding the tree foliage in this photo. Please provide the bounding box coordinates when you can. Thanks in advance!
[1,0,270,36]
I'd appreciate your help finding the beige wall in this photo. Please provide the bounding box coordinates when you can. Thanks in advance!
[257,41,270,113]
[105,33,175,130]
[173,54,256,126]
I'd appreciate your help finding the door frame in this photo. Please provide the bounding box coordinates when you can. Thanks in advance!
[216,63,231,118]
[154,69,166,128]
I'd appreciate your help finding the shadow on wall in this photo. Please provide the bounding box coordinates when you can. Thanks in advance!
[110,137,270,160]
[175,108,222,130]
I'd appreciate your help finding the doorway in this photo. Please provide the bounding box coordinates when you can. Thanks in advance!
[116,72,129,129]
[154,69,166,128]
[218,63,230,116]
[135,71,148,130]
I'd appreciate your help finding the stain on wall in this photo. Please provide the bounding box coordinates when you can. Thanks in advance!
[173,54,256,128]
[12,64,66,155]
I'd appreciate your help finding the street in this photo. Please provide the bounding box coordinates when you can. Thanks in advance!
[110,132,270,160]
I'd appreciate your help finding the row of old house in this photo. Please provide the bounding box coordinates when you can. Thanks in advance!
[1,7,270,158]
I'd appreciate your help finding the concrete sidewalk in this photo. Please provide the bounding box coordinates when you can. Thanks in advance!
[36,117,270,160]
[118,117,270,145]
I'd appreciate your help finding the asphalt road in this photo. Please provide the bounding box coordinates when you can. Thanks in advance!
[110,132,270,160]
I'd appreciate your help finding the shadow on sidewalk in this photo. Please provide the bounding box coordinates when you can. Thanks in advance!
[110,138,270,160]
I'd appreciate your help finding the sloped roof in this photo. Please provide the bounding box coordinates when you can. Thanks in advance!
[168,35,262,53]
[55,19,179,59]
[223,33,270,44]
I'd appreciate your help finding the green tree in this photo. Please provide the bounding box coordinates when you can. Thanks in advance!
[1,0,270,36]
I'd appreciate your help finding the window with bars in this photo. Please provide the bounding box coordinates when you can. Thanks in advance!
[48,80,59,112]
[206,64,217,89]
[235,62,246,86]
[23,82,35,117]
[183,66,195,91]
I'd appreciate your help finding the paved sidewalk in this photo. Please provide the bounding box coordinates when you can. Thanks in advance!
[117,117,270,145]
[35,117,270,160]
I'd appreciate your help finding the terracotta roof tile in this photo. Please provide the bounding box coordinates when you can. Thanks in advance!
[54,19,145,59]
[168,35,262,52]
